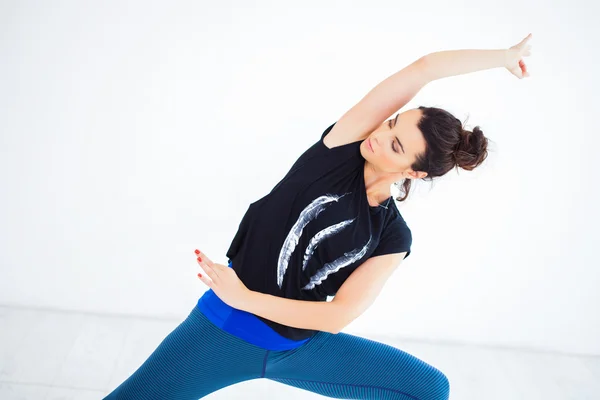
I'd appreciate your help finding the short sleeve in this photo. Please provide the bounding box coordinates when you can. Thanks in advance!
[319,121,337,143]
[370,217,412,260]
[321,122,337,140]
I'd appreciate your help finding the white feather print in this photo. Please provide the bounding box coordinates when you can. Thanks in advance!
[301,218,356,272]
[302,235,374,291]
[276,192,351,289]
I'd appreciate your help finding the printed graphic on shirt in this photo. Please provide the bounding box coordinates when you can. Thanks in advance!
[276,192,373,290]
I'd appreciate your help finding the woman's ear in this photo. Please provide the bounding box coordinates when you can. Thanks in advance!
[403,170,427,180]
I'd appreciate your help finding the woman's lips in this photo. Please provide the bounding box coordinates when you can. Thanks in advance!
[368,138,374,152]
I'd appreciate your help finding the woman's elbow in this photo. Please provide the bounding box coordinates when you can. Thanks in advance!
[327,305,359,334]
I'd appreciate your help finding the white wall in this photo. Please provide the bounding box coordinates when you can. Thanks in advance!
[1,0,598,356]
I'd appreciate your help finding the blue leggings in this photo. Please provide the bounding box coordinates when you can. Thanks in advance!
[103,305,449,399]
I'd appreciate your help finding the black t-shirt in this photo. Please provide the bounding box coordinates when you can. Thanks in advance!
[226,121,412,340]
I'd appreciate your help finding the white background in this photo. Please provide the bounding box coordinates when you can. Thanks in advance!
[1,0,598,356]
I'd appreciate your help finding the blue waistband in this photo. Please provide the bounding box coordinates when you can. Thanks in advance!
[195,259,311,351]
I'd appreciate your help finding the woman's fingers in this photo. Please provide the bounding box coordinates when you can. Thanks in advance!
[197,272,213,287]
[195,250,212,264]
[198,258,220,281]
[198,250,228,274]
[520,60,528,75]
[194,249,225,285]
[519,33,532,48]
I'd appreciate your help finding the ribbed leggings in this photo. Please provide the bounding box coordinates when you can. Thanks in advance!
[103,305,449,399]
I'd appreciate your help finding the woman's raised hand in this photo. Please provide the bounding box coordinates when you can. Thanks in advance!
[506,33,533,79]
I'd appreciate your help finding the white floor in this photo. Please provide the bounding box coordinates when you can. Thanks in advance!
[0,305,598,400]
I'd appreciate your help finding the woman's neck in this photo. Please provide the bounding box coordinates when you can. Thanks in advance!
[364,162,392,206]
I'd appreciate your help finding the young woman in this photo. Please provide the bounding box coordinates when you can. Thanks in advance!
[104,34,532,400]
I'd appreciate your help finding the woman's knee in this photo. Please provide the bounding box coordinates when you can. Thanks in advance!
[390,365,449,400]
[422,368,450,400]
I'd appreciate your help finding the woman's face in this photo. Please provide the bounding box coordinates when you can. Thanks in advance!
[361,108,427,179]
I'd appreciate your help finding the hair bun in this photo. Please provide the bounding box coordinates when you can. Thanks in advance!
[453,126,488,170]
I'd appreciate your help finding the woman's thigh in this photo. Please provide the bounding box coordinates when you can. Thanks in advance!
[265,330,450,400]
[103,306,268,400]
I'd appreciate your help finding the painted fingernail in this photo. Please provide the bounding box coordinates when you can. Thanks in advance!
[198,273,202,278]
[197,257,202,261]
[195,250,200,254]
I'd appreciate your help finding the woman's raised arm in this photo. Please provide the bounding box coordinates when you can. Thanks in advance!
[422,33,533,81]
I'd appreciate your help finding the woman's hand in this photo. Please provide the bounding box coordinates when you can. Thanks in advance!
[506,33,533,79]
[194,249,250,310]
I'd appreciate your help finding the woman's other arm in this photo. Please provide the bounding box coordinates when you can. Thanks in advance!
[240,252,406,334]
[242,291,342,334]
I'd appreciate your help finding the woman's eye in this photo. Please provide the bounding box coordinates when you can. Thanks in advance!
[388,120,398,153]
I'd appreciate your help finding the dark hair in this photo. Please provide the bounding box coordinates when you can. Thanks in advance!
[393,106,490,202]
